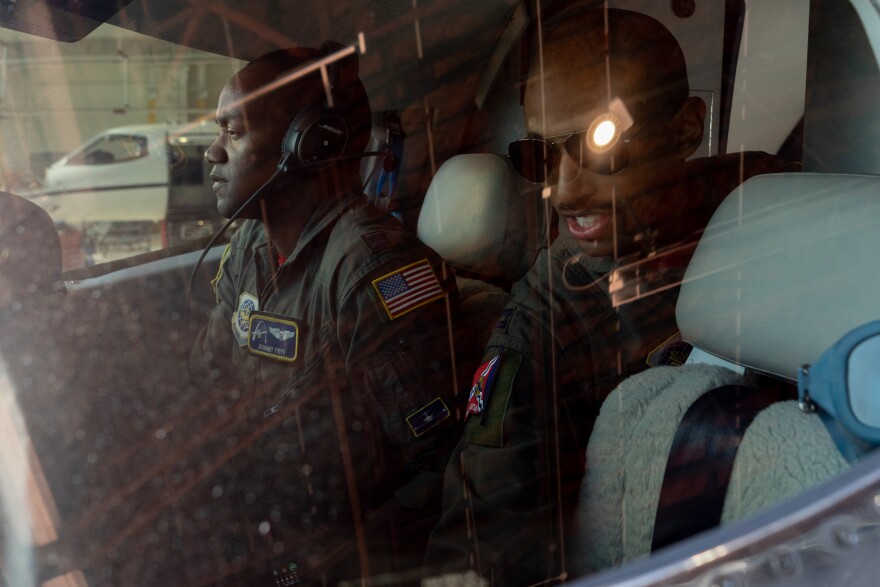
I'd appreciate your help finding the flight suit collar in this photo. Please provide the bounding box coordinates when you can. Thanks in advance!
[287,188,364,262]
[248,189,364,304]
[248,189,364,264]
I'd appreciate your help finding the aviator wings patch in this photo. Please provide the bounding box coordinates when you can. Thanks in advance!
[247,312,300,362]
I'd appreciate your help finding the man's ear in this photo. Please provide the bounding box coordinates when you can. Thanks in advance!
[669,96,706,158]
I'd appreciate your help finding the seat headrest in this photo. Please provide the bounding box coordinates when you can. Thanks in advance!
[677,173,880,381]
[0,192,62,301]
[417,154,544,282]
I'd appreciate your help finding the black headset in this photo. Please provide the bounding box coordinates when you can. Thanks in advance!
[278,103,349,174]
[276,40,359,176]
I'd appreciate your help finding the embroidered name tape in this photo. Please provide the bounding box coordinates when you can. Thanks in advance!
[466,353,502,420]
[247,312,299,362]
[373,259,444,320]
[406,397,451,437]
[231,292,259,347]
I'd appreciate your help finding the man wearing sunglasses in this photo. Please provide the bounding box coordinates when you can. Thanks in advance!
[427,7,795,584]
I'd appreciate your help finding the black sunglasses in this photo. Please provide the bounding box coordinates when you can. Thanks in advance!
[508,130,632,183]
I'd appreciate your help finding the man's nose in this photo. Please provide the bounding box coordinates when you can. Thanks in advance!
[554,146,600,194]
[555,142,589,182]
[204,138,226,164]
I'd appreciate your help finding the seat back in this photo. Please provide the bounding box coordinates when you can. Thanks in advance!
[0,192,62,302]
[576,172,877,573]
[677,173,880,379]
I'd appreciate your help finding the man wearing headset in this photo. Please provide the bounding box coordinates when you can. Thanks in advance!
[192,45,460,584]
[427,7,796,584]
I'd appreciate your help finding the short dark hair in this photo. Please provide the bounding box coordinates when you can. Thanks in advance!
[537,6,690,121]
[239,42,372,158]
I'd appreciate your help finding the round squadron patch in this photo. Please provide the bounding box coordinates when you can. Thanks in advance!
[231,292,259,347]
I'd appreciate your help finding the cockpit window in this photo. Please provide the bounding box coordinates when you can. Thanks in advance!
[2,1,880,586]
[67,134,148,165]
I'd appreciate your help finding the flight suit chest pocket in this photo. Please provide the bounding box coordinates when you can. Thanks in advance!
[361,335,454,448]
[257,319,334,416]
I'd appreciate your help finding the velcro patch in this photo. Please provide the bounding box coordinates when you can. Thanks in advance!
[231,292,259,347]
[247,312,300,362]
[361,230,393,253]
[406,397,451,437]
[466,352,502,420]
[373,259,444,320]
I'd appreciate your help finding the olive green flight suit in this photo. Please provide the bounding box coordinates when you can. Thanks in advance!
[192,193,460,583]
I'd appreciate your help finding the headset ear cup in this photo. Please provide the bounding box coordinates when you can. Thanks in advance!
[278,119,301,174]
[279,102,350,175]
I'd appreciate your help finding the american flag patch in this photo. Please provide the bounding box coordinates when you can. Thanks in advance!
[372,259,444,320]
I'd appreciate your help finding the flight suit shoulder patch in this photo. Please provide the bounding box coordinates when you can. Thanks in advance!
[464,353,521,447]
[231,292,258,347]
[465,352,503,420]
[372,258,444,320]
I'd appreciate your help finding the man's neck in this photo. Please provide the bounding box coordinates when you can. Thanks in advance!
[261,202,307,259]
[259,168,362,257]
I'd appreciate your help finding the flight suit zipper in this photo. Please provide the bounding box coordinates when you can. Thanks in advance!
[254,246,286,308]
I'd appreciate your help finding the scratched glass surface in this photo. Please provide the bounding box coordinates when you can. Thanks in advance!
[1,1,877,586]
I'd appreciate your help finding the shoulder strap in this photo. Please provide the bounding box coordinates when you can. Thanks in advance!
[650,384,786,551]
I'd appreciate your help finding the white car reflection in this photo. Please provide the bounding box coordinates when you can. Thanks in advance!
[30,123,220,265]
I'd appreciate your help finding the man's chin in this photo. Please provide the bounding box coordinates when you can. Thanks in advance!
[571,236,647,260]
[216,205,235,221]
[217,199,258,221]
[572,236,614,259]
